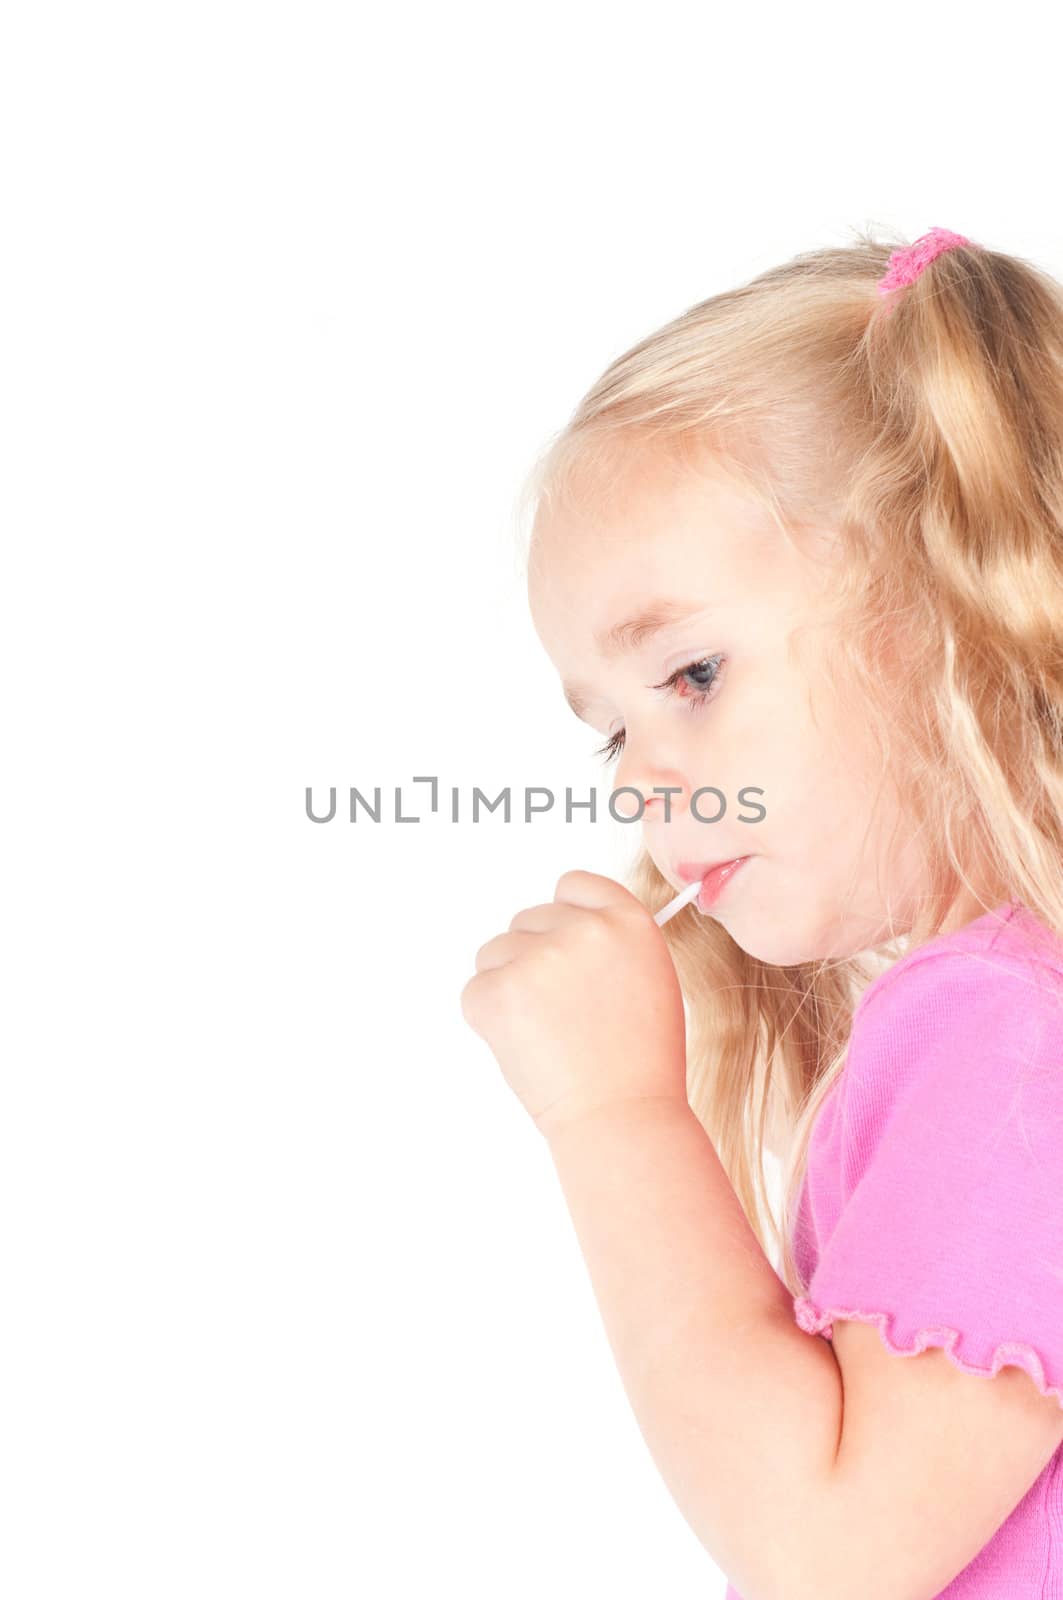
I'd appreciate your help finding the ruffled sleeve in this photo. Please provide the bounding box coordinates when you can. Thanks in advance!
[792,944,1063,1407]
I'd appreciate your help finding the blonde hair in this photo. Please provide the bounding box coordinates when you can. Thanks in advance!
[515,225,1063,1295]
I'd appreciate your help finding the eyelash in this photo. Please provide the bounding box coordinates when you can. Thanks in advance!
[592,654,727,765]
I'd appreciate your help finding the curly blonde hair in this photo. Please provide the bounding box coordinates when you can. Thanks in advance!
[514,225,1063,1295]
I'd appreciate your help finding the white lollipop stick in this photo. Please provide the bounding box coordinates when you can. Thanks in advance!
[653,877,703,927]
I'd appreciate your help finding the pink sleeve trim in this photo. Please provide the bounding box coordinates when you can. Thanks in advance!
[793,1297,1063,1409]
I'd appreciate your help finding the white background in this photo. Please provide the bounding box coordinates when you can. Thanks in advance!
[2,3,1058,1595]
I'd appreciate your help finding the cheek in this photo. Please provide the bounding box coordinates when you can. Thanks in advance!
[747,709,839,829]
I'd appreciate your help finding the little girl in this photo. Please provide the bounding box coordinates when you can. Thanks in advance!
[459,226,1063,1599]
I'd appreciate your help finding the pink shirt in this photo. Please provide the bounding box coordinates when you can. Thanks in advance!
[725,902,1063,1599]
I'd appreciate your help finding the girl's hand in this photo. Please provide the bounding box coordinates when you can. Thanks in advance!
[459,870,688,1142]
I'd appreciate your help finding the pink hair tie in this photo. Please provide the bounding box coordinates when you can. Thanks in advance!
[876,226,980,295]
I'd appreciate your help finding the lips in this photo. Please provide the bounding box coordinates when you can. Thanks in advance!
[675,858,745,885]
[675,856,752,911]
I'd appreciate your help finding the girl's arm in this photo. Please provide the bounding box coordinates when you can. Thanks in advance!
[545,1095,842,1600]
[546,1095,1063,1600]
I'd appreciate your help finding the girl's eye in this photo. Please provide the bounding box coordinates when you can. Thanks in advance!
[592,653,727,766]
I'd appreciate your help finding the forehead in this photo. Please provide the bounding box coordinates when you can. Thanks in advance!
[526,439,779,646]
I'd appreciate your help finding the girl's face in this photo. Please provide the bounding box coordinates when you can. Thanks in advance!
[527,442,942,965]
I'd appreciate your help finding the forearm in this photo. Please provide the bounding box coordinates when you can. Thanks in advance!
[545,1095,843,1600]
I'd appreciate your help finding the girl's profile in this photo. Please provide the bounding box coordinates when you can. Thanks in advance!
[460,225,1063,1599]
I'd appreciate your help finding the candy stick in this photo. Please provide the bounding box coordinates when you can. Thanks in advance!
[653,877,703,928]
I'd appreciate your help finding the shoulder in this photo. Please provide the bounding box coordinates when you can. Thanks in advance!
[850,901,1063,1067]
[823,903,1063,1194]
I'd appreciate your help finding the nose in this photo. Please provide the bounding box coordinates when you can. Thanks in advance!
[611,746,691,821]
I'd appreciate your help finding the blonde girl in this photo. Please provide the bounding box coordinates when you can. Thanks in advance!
[459,226,1063,1600]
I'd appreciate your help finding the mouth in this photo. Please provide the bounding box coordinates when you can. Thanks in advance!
[674,857,752,911]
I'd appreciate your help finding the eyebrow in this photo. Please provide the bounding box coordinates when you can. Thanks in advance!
[562,598,708,719]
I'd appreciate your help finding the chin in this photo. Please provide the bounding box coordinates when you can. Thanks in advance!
[728,910,873,967]
[726,926,813,966]
[710,900,833,967]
